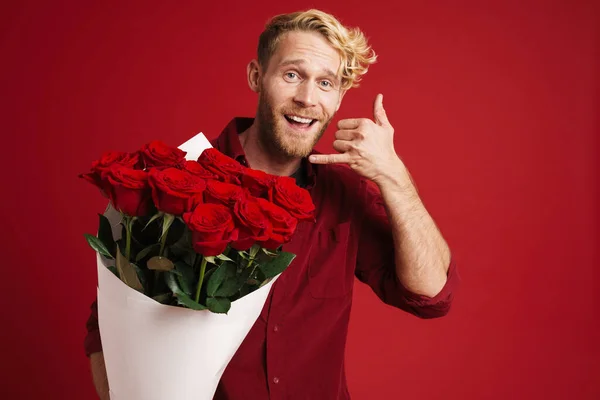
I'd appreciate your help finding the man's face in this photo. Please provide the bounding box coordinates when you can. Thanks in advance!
[254,31,345,159]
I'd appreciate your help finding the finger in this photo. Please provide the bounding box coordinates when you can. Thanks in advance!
[335,129,360,141]
[337,118,363,130]
[308,153,352,164]
[332,139,354,153]
[373,93,390,126]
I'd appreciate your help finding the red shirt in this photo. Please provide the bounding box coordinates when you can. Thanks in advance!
[84,117,459,399]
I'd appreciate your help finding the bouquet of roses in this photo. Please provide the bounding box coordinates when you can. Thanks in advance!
[79,133,314,400]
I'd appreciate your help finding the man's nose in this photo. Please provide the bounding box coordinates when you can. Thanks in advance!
[293,81,317,107]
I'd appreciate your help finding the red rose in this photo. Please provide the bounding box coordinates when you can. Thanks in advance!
[256,198,297,249]
[204,179,244,207]
[79,151,141,196]
[197,148,244,184]
[140,140,186,169]
[231,196,271,250]
[181,160,218,180]
[183,203,238,256]
[103,166,152,216]
[241,168,276,199]
[148,168,206,215]
[272,176,315,222]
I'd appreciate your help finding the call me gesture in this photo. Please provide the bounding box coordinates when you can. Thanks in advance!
[310,93,452,299]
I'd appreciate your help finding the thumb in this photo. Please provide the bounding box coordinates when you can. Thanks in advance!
[373,93,390,126]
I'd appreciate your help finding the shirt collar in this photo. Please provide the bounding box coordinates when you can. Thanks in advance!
[214,117,318,189]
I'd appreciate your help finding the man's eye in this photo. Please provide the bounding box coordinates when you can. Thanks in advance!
[320,80,332,88]
[286,72,297,79]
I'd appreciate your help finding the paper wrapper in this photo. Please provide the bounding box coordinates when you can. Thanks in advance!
[96,132,277,400]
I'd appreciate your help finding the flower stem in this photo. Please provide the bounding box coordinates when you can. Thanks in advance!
[159,228,168,257]
[194,256,207,303]
[125,217,132,261]
[247,244,260,269]
[155,215,171,295]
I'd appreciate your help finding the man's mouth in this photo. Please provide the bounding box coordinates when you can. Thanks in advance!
[284,114,317,130]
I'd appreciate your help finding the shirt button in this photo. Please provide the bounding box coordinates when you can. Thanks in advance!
[273,377,280,384]
[273,325,279,332]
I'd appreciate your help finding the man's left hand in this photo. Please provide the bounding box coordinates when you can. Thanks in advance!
[308,94,403,185]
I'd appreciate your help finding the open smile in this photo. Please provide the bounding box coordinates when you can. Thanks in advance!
[284,114,318,131]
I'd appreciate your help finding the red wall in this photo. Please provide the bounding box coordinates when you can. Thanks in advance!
[1,1,598,398]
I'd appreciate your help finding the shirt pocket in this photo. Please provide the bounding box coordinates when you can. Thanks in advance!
[307,221,354,299]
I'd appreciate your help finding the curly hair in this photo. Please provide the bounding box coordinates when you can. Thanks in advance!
[257,9,377,90]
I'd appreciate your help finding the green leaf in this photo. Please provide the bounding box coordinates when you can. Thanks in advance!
[84,234,113,259]
[204,256,217,265]
[175,292,207,310]
[161,213,175,240]
[97,213,116,257]
[215,274,243,297]
[107,266,119,278]
[254,268,266,282]
[131,263,147,289]
[238,284,250,298]
[135,243,160,262]
[237,251,249,260]
[214,266,252,297]
[115,245,144,292]
[259,251,296,279]
[174,261,195,296]
[206,262,236,297]
[147,256,175,271]
[144,212,164,230]
[202,266,216,286]
[164,270,181,294]
[249,244,261,259]
[164,271,207,310]
[207,297,231,314]
[261,247,278,257]
[216,254,234,262]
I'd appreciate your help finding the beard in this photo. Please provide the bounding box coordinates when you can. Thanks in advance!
[256,91,332,159]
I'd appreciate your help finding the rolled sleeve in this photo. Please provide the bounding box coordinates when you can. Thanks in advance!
[387,256,458,318]
[84,299,103,357]
[354,179,459,319]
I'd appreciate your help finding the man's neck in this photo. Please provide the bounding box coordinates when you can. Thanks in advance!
[238,121,302,177]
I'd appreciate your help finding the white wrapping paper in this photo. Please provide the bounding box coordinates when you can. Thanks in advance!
[96,132,277,400]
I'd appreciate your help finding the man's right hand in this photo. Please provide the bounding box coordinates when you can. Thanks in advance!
[90,352,110,400]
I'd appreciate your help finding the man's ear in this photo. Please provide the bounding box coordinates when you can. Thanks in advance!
[247,60,261,93]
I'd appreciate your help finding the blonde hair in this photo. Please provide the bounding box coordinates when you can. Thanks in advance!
[257,9,377,90]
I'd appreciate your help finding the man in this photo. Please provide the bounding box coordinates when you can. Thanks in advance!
[85,9,459,399]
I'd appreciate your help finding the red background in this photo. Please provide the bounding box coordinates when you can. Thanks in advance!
[1,1,598,398]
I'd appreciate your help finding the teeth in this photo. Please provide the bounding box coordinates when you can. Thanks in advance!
[288,115,313,124]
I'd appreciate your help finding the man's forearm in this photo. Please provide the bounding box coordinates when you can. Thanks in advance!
[90,352,110,400]
[375,160,451,298]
